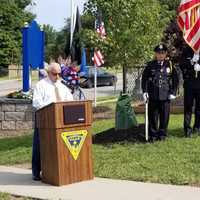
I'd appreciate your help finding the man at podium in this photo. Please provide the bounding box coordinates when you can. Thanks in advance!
[32,62,73,181]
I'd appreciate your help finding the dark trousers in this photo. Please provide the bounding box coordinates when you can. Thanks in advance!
[32,128,41,177]
[148,100,170,138]
[184,85,200,132]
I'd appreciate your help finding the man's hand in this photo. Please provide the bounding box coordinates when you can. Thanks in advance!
[192,53,200,64]
[194,63,200,72]
[169,94,176,100]
[143,92,149,103]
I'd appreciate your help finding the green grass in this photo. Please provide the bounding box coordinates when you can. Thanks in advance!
[0,134,32,165]
[97,95,118,102]
[0,76,10,81]
[1,115,200,185]
[0,193,10,200]
[0,192,32,200]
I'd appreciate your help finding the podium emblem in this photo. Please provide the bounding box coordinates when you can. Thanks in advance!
[61,130,88,160]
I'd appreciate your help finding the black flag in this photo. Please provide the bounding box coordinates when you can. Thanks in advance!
[69,7,82,64]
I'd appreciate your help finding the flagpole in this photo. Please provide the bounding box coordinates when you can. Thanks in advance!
[94,64,97,107]
[70,0,74,49]
[94,17,97,107]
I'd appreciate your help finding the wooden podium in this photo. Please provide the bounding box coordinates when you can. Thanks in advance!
[36,101,93,186]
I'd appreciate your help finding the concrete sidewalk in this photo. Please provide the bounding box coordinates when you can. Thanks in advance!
[0,166,200,200]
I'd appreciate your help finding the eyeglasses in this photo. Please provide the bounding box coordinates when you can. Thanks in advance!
[51,72,61,76]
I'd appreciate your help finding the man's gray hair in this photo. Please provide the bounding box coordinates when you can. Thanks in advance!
[47,62,61,72]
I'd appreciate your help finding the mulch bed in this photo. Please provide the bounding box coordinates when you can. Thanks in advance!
[93,124,145,144]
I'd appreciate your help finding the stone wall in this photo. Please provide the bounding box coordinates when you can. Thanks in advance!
[0,98,34,132]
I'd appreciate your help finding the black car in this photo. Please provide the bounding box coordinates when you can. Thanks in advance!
[79,66,117,88]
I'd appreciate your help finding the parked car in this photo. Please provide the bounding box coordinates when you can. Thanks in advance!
[79,66,117,88]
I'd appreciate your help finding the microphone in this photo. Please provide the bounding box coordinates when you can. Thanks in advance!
[61,79,68,86]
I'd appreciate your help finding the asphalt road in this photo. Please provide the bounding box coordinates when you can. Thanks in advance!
[0,74,123,99]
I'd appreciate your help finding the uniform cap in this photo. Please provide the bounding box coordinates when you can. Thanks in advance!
[154,44,167,52]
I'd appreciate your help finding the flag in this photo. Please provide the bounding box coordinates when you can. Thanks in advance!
[96,21,106,39]
[94,50,104,67]
[67,0,82,64]
[177,0,200,52]
[93,16,106,67]
[80,48,87,75]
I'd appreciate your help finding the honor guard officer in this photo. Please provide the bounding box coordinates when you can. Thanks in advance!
[142,44,179,141]
[180,45,200,137]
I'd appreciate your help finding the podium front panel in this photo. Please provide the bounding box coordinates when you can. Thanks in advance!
[63,104,86,125]
[55,101,93,129]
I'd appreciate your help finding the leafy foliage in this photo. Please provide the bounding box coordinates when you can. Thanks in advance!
[7,89,33,99]
[0,0,34,68]
[81,0,171,67]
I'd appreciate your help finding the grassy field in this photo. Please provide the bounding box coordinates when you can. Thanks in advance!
[0,192,32,200]
[0,114,200,186]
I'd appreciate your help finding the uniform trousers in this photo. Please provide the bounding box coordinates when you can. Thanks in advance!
[148,100,170,138]
[184,83,200,133]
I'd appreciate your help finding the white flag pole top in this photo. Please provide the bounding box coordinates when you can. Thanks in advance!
[70,0,77,49]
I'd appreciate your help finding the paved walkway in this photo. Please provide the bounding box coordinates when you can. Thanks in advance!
[0,166,200,200]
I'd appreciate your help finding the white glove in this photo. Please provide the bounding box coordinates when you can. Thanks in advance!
[143,92,149,102]
[194,63,200,72]
[169,94,176,100]
[192,53,200,63]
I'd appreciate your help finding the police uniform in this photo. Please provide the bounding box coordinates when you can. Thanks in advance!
[180,45,200,137]
[142,45,179,140]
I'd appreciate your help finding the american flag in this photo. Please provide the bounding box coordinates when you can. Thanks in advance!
[177,0,200,52]
[94,19,106,67]
[96,21,106,39]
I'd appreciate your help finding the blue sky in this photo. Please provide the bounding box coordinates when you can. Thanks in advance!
[30,0,87,30]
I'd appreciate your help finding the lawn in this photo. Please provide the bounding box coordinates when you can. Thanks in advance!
[0,114,200,186]
[0,192,32,200]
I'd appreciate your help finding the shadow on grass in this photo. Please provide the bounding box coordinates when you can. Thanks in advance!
[169,128,185,138]
[93,124,145,144]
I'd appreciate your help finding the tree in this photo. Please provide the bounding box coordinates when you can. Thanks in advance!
[0,0,34,68]
[81,0,171,92]
[159,0,185,64]
[43,24,57,62]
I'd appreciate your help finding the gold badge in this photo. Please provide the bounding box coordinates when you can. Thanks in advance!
[61,130,88,160]
[166,67,171,74]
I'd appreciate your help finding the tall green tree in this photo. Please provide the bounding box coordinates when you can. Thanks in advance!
[43,24,57,62]
[159,0,184,63]
[0,0,34,69]
[81,0,171,92]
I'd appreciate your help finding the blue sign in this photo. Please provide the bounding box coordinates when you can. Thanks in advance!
[22,20,45,92]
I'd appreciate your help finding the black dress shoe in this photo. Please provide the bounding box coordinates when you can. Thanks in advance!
[32,176,41,181]
[148,136,158,143]
[185,129,192,138]
[159,135,166,141]
[193,127,200,134]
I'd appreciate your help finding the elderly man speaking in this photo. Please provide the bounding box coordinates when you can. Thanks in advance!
[32,62,73,181]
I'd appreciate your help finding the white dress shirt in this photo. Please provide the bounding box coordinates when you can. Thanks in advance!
[33,78,73,110]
